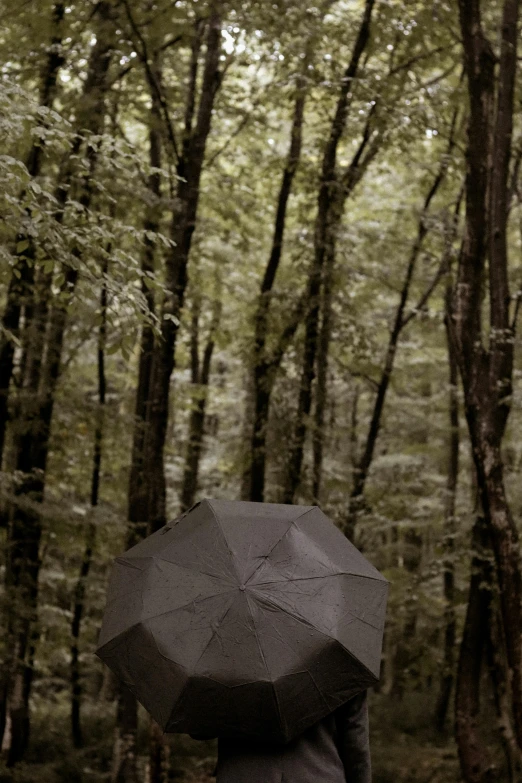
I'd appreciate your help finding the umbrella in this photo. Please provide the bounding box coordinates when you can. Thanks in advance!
[96,499,388,743]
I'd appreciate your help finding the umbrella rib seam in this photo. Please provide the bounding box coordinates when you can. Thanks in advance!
[246,507,319,585]
[245,594,285,740]
[252,586,385,632]
[153,556,237,584]
[98,590,237,647]
[191,595,237,675]
[291,522,384,583]
[142,589,237,624]
[253,573,387,586]
[206,499,242,583]
[264,506,318,560]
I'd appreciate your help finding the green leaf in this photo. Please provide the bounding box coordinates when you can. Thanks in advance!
[16,240,29,253]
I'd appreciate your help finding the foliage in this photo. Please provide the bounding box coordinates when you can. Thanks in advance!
[0,0,521,780]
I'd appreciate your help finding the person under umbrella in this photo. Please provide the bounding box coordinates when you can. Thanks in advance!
[193,687,371,783]
[97,499,387,782]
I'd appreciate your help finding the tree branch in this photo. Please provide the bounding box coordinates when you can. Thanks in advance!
[120,0,181,163]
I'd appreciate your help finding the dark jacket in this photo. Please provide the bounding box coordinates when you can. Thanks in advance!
[214,690,371,783]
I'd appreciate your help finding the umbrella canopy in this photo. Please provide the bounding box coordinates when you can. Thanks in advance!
[96,499,388,743]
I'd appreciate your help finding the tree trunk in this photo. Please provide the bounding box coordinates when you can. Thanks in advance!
[0,4,114,762]
[113,12,222,780]
[435,284,460,733]
[71,256,107,748]
[113,52,163,783]
[453,0,522,749]
[148,719,169,783]
[0,1,65,468]
[311,113,379,504]
[142,17,222,782]
[240,368,255,500]
[454,516,495,783]
[486,604,522,782]
[390,529,422,701]
[180,287,221,511]
[311,232,334,505]
[141,6,222,534]
[250,61,308,502]
[282,0,375,503]
[344,119,458,538]
[112,687,139,783]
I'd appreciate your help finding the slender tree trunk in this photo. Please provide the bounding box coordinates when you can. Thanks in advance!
[148,720,169,783]
[113,53,163,783]
[312,109,380,505]
[0,5,113,762]
[282,0,376,503]
[349,384,359,483]
[141,6,222,534]
[344,122,458,537]
[180,288,221,511]
[390,530,423,701]
[0,1,65,468]
[112,688,139,783]
[240,368,255,500]
[71,256,107,748]
[486,605,522,782]
[141,17,222,783]
[453,0,522,750]
[435,285,460,733]
[249,61,308,502]
[311,231,335,505]
[454,516,495,783]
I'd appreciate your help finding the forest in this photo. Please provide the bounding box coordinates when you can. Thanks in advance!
[0,0,522,781]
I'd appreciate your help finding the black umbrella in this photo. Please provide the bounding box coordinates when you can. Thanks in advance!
[96,499,388,743]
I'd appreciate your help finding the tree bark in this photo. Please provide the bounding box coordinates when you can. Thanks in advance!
[435,282,460,733]
[0,4,114,762]
[249,60,308,502]
[141,5,222,534]
[454,515,495,783]
[282,0,376,503]
[180,286,221,512]
[113,51,163,783]
[486,604,522,782]
[71,254,108,748]
[312,109,380,504]
[453,0,522,750]
[112,687,139,783]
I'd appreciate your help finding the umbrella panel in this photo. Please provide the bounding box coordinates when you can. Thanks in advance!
[212,500,316,583]
[194,591,270,683]
[251,572,387,678]
[146,590,237,673]
[294,508,383,580]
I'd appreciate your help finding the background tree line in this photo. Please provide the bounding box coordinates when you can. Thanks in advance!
[0,0,521,781]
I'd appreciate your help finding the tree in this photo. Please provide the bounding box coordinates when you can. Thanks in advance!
[451,0,522,754]
[283,0,376,503]
[0,1,66,467]
[1,1,115,762]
